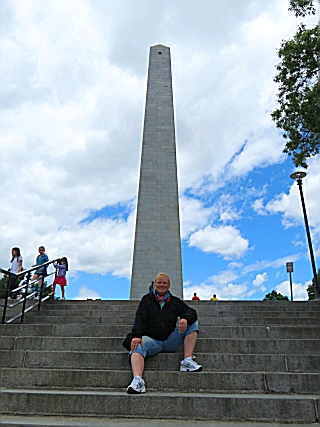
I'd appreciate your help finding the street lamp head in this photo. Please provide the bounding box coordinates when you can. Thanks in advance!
[290,171,307,180]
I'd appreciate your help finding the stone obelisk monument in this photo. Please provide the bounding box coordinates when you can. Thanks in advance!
[130,44,183,299]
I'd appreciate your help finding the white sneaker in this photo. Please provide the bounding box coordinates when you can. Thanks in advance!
[126,375,146,394]
[180,356,202,372]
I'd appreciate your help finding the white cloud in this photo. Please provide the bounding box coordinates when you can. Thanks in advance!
[0,0,144,279]
[253,272,268,287]
[189,225,249,260]
[48,215,136,278]
[175,1,301,191]
[252,272,268,293]
[179,196,214,239]
[228,130,286,178]
[73,286,102,300]
[243,253,303,274]
[228,261,243,269]
[252,198,267,215]
[257,158,320,241]
[219,209,241,223]
[0,210,136,280]
[209,270,239,286]
[275,280,308,301]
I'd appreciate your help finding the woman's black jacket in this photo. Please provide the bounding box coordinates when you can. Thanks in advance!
[131,292,198,341]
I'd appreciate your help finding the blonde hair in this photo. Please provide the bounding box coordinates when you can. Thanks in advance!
[155,272,170,285]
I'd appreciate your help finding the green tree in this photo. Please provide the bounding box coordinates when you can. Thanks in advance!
[264,290,289,301]
[306,268,320,300]
[271,0,320,168]
[0,274,51,299]
[40,281,52,298]
[0,276,9,299]
[307,283,315,300]
[288,0,317,17]
[0,274,23,299]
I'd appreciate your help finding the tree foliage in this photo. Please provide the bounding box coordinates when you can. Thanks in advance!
[307,283,315,300]
[0,274,51,299]
[288,0,317,17]
[306,268,320,300]
[264,290,289,301]
[0,276,8,299]
[0,272,25,299]
[271,0,320,168]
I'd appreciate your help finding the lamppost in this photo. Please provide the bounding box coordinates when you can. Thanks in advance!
[290,171,319,299]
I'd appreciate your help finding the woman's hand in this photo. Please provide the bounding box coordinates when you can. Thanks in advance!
[131,337,142,351]
[178,318,187,333]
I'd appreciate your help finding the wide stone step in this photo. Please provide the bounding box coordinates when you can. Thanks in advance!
[2,299,319,313]
[17,314,319,326]
[2,350,319,373]
[4,415,318,427]
[2,324,319,339]
[21,315,103,324]
[31,300,319,308]
[19,307,320,319]
[9,298,318,309]
[3,336,318,354]
[2,368,319,394]
[2,389,319,423]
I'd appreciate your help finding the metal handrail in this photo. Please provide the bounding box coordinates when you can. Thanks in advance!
[1,259,59,324]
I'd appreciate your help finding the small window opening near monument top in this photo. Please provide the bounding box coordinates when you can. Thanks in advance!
[158,52,162,54]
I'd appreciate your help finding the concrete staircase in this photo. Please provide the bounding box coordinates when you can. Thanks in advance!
[1,299,319,425]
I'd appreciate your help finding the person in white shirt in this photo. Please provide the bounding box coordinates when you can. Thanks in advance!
[9,247,23,299]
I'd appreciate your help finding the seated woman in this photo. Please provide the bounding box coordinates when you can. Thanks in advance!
[125,272,202,394]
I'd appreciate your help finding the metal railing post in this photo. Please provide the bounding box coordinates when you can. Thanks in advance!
[37,272,45,311]
[2,274,13,324]
[21,272,31,323]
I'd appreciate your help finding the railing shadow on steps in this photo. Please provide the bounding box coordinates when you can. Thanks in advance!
[1,259,60,324]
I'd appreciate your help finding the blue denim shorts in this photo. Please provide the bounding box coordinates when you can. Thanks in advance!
[130,321,199,358]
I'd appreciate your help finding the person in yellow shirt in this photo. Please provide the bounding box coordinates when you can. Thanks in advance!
[210,294,218,301]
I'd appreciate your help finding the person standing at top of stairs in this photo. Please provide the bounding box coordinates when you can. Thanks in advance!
[124,272,203,394]
[31,246,49,298]
[8,247,23,300]
[52,257,68,300]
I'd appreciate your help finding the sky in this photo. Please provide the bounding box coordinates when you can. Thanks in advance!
[1,0,319,301]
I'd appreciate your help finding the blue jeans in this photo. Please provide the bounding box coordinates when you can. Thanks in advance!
[130,321,199,358]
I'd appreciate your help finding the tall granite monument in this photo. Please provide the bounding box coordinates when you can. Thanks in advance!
[130,45,183,299]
